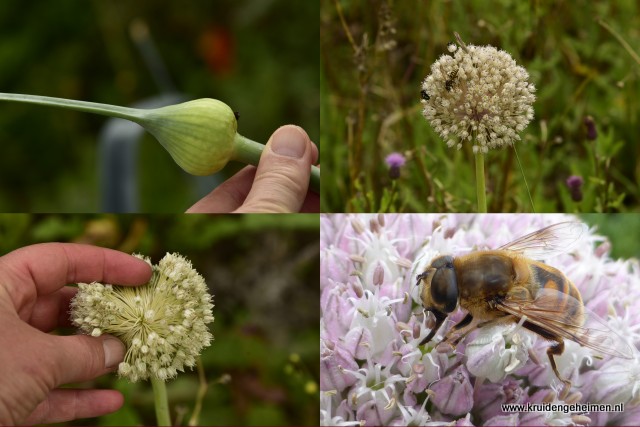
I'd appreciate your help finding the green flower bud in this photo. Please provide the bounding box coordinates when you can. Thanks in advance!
[0,92,320,193]
[139,98,237,176]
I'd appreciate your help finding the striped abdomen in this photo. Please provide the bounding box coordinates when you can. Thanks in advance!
[530,261,584,326]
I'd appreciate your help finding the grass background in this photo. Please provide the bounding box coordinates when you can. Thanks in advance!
[321,0,640,213]
[0,0,319,212]
[0,213,319,426]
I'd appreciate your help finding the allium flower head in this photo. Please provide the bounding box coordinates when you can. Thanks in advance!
[71,252,214,382]
[421,33,536,153]
[320,214,640,426]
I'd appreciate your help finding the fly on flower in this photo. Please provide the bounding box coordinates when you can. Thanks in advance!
[415,222,634,397]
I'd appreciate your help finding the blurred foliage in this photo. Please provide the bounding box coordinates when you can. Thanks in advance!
[581,213,640,260]
[0,0,319,212]
[0,213,319,426]
[321,0,640,213]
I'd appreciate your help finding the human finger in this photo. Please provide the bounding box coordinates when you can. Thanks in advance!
[22,389,123,425]
[0,243,152,305]
[27,286,77,332]
[300,163,320,212]
[236,125,315,213]
[186,165,256,213]
[48,334,125,386]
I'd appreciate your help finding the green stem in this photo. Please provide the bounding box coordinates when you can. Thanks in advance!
[151,376,171,426]
[475,152,487,213]
[232,133,320,194]
[0,92,142,122]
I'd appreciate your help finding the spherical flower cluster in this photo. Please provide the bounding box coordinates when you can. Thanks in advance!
[71,252,214,382]
[421,35,536,153]
[320,214,640,426]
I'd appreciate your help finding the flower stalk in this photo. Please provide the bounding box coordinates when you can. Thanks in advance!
[0,92,319,193]
[475,152,487,212]
[151,376,171,426]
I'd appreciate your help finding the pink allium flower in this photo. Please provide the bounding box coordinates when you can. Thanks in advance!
[320,214,640,426]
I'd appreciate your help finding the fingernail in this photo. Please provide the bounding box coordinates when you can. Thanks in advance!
[103,337,125,369]
[270,126,307,158]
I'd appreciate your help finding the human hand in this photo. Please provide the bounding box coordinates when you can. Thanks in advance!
[186,125,320,213]
[0,243,152,425]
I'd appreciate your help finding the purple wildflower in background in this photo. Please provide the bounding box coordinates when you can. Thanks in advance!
[566,175,584,202]
[320,214,640,426]
[584,116,597,141]
[385,152,406,179]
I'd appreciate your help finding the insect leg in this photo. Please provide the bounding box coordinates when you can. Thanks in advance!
[419,309,447,346]
[522,321,572,398]
[444,316,500,346]
[453,313,473,330]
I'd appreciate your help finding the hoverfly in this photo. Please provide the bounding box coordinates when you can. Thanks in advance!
[416,222,634,395]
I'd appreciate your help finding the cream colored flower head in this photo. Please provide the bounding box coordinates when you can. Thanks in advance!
[421,33,536,153]
[71,252,214,382]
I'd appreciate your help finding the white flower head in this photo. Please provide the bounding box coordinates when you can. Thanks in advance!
[421,33,536,153]
[71,252,214,382]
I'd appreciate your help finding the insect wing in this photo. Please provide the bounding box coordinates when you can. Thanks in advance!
[497,222,588,260]
[498,288,634,360]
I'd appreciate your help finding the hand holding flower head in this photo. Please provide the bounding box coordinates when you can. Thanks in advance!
[0,243,152,425]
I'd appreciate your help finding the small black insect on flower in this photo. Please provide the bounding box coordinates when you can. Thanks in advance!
[420,90,430,101]
[445,69,458,92]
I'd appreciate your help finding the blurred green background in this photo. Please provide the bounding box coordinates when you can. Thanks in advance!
[321,0,640,213]
[0,0,319,212]
[581,213,640,260]
[0,213,319,426]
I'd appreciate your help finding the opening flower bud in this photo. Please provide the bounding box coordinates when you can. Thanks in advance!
[138,98,237,176]
[0,92,320,193]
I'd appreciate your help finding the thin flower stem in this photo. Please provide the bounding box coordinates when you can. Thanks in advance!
[232,134,320,193]
[597,18,640,66]
[0,92,141,121]
[188,357,209,426]
[475,152,487,213]
[512,145,536,213]
[151,376,172,426]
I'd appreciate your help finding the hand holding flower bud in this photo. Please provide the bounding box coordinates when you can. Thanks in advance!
[0,92,320,193]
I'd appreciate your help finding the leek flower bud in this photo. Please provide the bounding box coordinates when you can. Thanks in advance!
[0,93,320,191]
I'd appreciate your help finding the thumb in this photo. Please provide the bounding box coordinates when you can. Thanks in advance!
[50,334,125,385]
[236,125,316,213]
